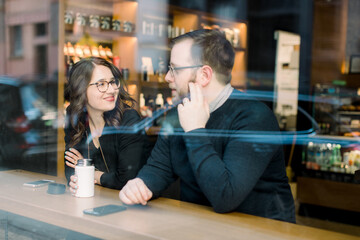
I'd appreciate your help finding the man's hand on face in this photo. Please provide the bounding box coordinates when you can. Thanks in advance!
[119,178,153,205]
[177,82,210,132]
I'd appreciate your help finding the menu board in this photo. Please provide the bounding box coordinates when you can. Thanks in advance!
[273,30,301,131]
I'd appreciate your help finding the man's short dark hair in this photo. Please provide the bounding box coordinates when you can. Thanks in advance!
[171,29,235,85]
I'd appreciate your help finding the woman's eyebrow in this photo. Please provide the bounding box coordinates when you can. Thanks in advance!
[96,77,115,82]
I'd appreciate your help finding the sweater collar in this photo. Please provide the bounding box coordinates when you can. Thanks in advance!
[209,83,234,113]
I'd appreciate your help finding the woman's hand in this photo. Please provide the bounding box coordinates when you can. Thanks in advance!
[65,148,84,168]
[70,174,98,196]
[69,175,78,195]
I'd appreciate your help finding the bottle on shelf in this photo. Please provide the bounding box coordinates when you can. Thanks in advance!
[167,25,171,38]
[105,47,113,59]
[113,56,120,70]
[233,28,240,48]
[122,68,129,81]
[157,57,166,83]
[140,93,145,109]
[304,142,348,173]
[98,45,107,59]
[83,45,91,58]
[91,46,100,57]
[306,142,314,170]
[139,93,152,118]
[141,64,148,82]
[155,93,164,110]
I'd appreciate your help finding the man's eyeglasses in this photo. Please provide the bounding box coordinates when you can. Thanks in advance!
[168,64,203,78]
[89,79,120,93]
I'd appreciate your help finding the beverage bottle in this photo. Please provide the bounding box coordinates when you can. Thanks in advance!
[306,142,314,169]
[155,93,164,109]
[141,64,148,82]
[314,143,321,170]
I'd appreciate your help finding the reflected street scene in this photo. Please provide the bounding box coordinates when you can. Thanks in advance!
[0,76,58,174]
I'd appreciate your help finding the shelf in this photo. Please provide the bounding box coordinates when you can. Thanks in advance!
[301,169,357,180]
[65,28,135,43]
[338,111,360,115]
[126,80,169,89]
[126,80,138,85]
[201,15,247,25]
[339,128,360,133]
[141,81,169,89]
[340,125,360,129]
[297,176,360,212]
[310,134,360,142]
[138,42,170,51]
[142,13,169,22]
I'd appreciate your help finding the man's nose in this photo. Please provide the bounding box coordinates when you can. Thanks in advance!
[165,71,173,83]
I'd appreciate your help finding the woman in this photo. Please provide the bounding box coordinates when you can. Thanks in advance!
[64,57,149,193]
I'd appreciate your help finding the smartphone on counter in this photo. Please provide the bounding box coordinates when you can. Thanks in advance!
[23,179,55,188]
[83,204,127,216]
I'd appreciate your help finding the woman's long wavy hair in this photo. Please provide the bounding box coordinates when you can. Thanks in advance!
[65,57,136,147]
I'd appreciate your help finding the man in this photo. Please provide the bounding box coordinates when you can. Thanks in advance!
[119,29,296,223]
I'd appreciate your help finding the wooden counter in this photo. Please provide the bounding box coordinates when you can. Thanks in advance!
[297,176,360,212]
[0,170,358,240]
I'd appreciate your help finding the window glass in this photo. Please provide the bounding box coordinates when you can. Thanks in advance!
[35,22,47,36]
[35,44,48,74]
[0,0,360,238]
[10,25,23,57]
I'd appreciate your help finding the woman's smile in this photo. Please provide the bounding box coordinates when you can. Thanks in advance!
[104,96,115,102]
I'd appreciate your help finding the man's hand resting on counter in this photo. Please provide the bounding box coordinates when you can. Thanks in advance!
[119,178,153,205]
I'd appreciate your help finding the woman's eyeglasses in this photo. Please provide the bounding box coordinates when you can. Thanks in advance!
[89,79,120,93]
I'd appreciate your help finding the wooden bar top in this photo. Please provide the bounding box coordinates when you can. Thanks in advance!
[0,170,358,240]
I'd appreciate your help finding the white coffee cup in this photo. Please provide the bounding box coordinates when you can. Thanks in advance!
[75,159,94,198]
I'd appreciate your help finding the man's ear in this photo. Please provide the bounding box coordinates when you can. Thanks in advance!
[198,65,212,87]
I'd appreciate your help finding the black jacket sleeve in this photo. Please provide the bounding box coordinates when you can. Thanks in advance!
[137,132,177,198]
[99,109,150,189]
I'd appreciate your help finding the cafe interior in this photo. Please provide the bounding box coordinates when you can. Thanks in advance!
[0,0,360,239]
